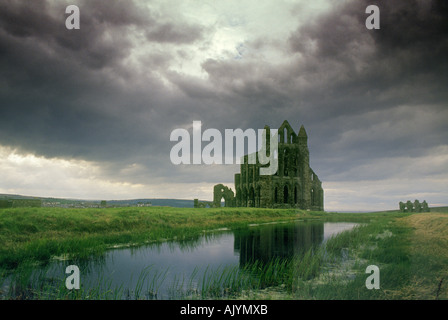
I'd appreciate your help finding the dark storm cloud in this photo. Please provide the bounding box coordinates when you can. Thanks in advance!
[288,0,448,107]
[0,0,145,69]
[285,0,448,175]
[0,0,447,197]
[193,1,447,174]
[0,0,203,173]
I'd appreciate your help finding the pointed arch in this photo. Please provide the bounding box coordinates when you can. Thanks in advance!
[294,185,298,205]
[278,120,297,145]
[213,184,235,207]
[283,185,289,204]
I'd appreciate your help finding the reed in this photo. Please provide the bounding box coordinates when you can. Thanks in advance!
[2,208,447,300]
[0,206,309,269]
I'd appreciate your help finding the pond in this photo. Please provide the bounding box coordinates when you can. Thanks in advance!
[1,220,358,299]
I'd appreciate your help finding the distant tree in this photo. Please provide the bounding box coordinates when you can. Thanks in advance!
[100,200,107,207]
[399,201,405,212]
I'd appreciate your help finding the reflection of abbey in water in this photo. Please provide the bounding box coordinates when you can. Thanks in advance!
[234,222,324,264]
[211,120,324,210]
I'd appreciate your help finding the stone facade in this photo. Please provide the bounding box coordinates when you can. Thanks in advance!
[214,120,324,210]
[399,199,429,212]
[212,184,236,208]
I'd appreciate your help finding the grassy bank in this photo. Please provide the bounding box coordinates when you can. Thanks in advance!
[1,206,447,299]
[238,210,448,300]
[0,206,321,269]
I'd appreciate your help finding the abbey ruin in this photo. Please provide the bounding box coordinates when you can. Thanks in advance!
[210,120,324,210]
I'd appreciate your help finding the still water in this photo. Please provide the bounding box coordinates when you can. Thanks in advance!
[3,220,358,299]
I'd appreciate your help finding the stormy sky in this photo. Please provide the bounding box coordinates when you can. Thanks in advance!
[0,0,447,211]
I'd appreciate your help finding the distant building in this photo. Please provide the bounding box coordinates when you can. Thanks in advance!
[137,202,152,207]
[399,200,430,212]
[213,120,324,210]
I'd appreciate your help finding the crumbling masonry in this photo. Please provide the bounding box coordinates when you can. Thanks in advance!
[212,120,324,210]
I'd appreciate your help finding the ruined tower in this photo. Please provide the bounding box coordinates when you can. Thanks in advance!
[213,120,324,210]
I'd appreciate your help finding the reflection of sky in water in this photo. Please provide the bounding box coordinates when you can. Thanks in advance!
[102,233,238,283]
[3,221,358,299]
[78,221,358,296]
[323,222,359,242]
[70,233,241,299]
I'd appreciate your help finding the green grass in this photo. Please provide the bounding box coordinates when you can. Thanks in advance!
[1,206,447,300]
[0,206,311,269]
[244,210,448,300]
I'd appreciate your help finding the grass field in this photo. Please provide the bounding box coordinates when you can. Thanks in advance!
[0,206,447,299]
[0,206,316,269]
